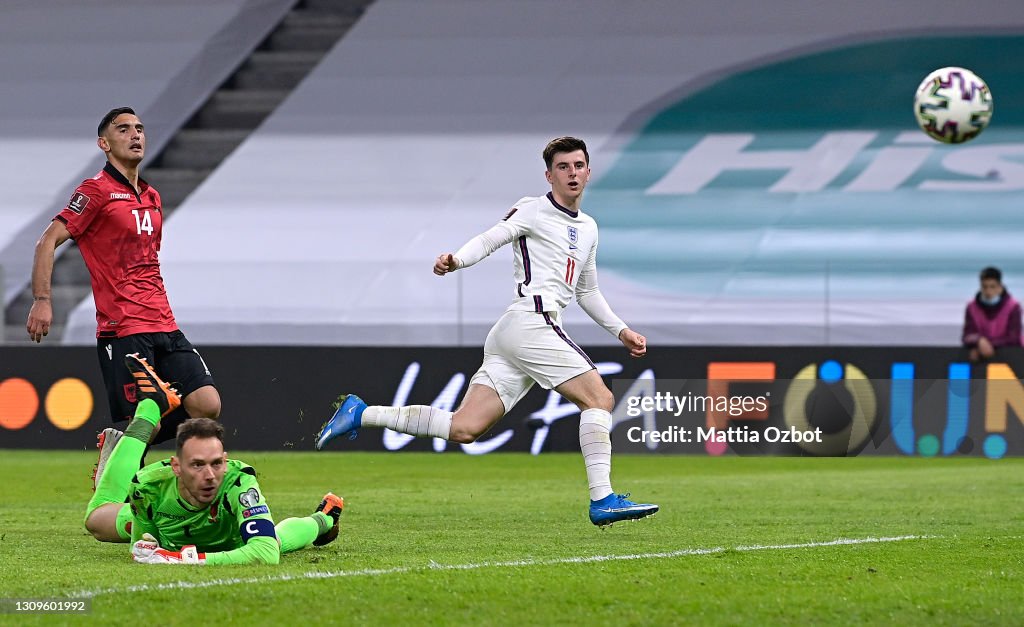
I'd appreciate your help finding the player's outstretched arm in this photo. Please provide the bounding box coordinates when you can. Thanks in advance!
[26,221,71,343]
[202,536,281,566]
[433,221,520,276]
[131,533,280,565]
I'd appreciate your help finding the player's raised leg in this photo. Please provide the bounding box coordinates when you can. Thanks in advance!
[316,384,506,450]
[556,370,659,526]
[274,493,345,552]
[84,354,181,542]
[91,427,123,491]
[313,492,344,546]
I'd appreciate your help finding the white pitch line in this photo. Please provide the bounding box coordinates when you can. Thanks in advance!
[69,534,933,598]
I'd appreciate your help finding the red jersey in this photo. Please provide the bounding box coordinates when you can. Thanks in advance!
[55,162,177,338]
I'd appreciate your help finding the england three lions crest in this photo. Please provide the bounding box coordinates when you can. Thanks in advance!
[567,226,578,250]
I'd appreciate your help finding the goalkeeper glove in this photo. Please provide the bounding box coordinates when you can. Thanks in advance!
[132,533,206,565]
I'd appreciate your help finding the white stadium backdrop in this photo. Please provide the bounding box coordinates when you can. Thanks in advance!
[0,0,295,306]
[48,0,1024,346]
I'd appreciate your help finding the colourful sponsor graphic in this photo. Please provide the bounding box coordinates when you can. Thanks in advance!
[890,362,1020,459]
[673,360,1022,458]
[2,346,1020,457]
[242,505,270,519]
[377,357,1022,458]
[0,377,93,431]
[701,360,878,456]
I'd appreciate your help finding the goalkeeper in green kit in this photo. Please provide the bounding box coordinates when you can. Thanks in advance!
[84,354,344,565]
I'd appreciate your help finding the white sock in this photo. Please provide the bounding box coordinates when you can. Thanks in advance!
[362,405,453,439]
[579,408,613,501]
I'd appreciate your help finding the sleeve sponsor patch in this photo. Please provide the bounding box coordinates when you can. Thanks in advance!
[67,192,91,214]
[240,518,276,542]
[238,487,261,508]
[242,505,270,519]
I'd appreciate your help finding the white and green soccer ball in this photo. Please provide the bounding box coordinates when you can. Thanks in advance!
[913,66,993,144]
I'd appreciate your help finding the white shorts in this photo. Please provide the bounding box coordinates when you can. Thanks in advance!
[469,309,595,413]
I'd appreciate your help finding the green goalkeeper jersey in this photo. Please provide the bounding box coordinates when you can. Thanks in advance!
[128,458,279,564]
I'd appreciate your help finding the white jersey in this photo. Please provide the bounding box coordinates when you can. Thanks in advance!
[503,192,595,313]
[453,192,626,338]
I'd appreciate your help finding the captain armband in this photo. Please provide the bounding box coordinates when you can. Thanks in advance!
[240,518,277,542]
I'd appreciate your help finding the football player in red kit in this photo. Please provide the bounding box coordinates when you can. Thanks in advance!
[26,107,221,460]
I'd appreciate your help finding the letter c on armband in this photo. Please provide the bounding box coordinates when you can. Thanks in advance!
[240,517,277,542]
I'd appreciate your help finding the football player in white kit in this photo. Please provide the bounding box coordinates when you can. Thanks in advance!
[317,137,658,526]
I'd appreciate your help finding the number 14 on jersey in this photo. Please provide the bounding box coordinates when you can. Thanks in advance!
[132,209,154,235]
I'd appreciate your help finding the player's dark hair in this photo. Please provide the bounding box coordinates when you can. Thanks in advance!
[97,107,137,136]
[980,266,1003,283]
[543,136,589,169]
[176,417,225,455]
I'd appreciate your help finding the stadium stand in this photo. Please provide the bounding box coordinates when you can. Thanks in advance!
[0,0,305,342]
[9,1,1024,347]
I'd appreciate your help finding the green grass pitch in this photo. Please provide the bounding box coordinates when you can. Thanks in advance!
[0,451,1020,625]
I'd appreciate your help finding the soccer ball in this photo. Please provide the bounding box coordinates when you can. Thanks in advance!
[913,66,993,144]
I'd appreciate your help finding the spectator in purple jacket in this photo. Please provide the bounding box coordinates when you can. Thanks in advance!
[962,266,1022,362]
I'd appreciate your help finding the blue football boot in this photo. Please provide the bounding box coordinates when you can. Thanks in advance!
[315,394,367,450]
[589,493,659,526]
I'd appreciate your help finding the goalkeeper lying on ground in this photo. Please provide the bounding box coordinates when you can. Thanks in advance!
[83,353,344,564]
